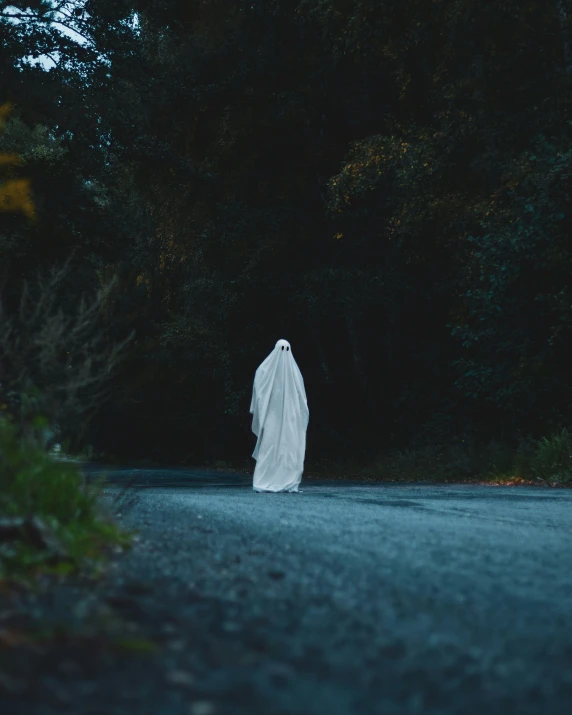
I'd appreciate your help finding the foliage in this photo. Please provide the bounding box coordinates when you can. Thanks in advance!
[310,429,572,486]
[529,428,572,484]
[309,437,517,483]
[2,0,572,462]
[0,102,35,219]
[0,416,130,579]
[0,261,132,448]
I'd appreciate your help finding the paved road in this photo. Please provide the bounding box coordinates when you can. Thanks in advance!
[99,471,572,715]
[6,468,571,714]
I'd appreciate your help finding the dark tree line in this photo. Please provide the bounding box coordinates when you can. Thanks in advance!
[1,0,572,464]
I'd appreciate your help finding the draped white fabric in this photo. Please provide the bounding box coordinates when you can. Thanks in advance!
[250,339,309,492]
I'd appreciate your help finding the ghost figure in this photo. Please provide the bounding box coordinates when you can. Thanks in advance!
[250,339,309,492]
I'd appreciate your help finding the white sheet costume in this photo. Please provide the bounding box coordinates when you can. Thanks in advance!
[250,339,309,492]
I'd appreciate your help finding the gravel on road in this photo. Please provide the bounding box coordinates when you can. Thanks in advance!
[2,475,571,715]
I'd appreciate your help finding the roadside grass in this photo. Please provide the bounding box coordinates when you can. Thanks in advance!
[0,418,131,581]
[307,429,572,487]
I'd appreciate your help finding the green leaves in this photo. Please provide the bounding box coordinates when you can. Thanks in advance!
[0,417,130,579]
[530,429,572,484]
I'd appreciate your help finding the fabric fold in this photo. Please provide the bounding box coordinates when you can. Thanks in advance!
[250,339,309,492]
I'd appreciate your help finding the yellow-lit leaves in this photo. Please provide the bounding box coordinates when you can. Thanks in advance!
[0,154,21,166]
[328,134,415,216]
[0,103,35,220]
[0,102,13,130]
[0,179,35,220]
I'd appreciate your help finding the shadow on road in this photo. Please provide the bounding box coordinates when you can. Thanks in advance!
[82,464,253,488]
[81,464,368,490]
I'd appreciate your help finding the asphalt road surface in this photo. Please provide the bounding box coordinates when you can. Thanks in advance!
[95,468,572,715]
[6,467,571,715]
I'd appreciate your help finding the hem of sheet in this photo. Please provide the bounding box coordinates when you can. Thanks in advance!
[253,485,301,493]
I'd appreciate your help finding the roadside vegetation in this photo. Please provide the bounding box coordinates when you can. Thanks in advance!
[0,416,130,581]
[308,431,572,487]
[0,245,131,583]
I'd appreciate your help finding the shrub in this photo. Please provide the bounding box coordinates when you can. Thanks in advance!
[0,260,132,448]
[529,428,572,484]
[0,416,129,579]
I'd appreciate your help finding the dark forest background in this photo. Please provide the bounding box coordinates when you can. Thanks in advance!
[2,0,572,469]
